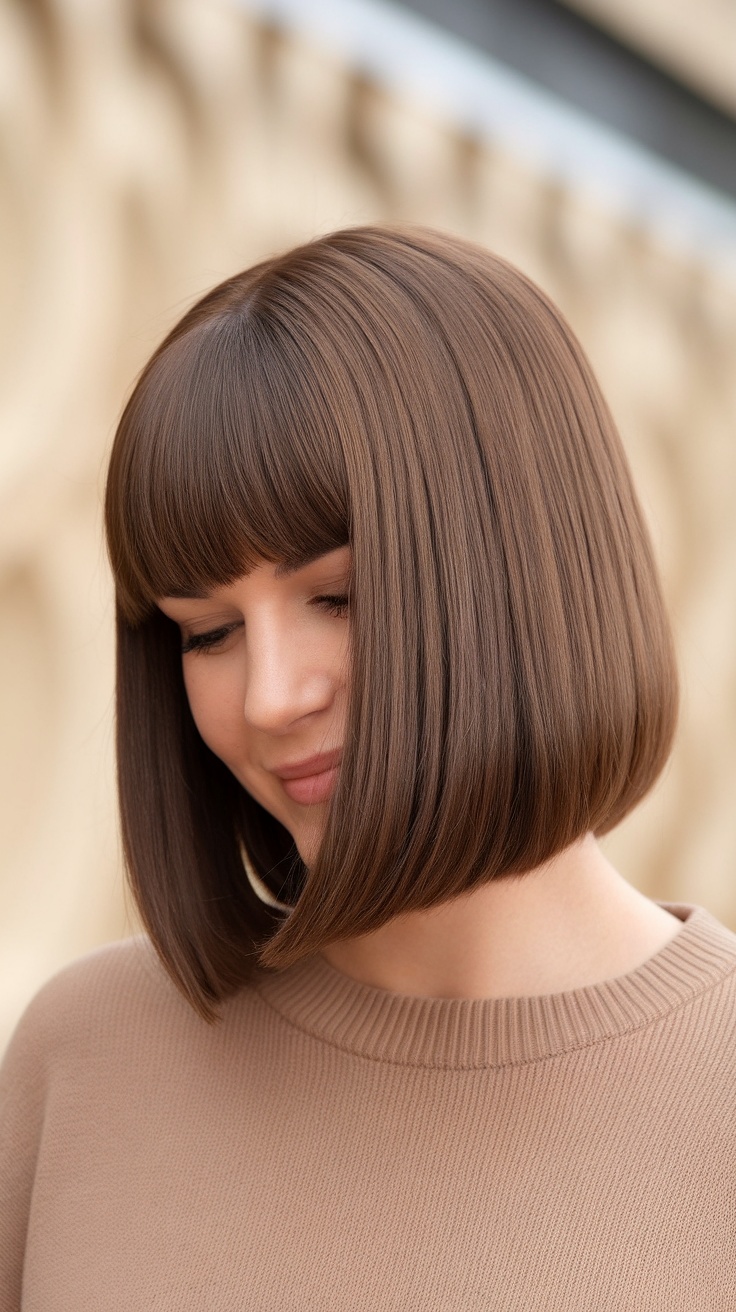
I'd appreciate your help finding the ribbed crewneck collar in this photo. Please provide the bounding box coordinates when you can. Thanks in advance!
[253,903,736,1069]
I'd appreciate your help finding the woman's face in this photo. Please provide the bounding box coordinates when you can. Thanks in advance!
[156,545,351,868]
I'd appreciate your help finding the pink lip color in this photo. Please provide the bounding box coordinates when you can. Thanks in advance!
[280,765,340,805]
[273,748,343,780]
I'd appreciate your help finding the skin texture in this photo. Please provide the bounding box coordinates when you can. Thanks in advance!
[157,545,352,875]
[158,545,682,1001]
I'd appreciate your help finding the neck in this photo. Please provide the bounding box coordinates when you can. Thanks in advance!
[319,834,682,1000]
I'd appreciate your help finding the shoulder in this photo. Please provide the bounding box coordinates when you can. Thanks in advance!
[21,934,161,1007]
[2,936,189,1078]
[0,938,199,1297]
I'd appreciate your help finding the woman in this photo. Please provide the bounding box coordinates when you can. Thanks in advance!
[2,226,735,1309]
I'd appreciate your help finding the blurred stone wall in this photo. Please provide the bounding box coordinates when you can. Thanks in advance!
[563,0,736,116]
[1,0,735,1047]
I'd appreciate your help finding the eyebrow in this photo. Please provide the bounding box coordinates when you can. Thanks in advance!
[163,547,349,600]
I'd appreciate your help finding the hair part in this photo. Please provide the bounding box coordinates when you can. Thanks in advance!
[105,225,678,1019]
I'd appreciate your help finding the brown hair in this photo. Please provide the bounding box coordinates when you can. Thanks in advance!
[105,225,678,1018]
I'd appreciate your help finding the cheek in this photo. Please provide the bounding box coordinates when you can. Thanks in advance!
[183,664,245,764]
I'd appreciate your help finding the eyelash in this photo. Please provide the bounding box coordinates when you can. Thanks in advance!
[180,594,350,655]
[317,593,350,619]
[181,624,239,655]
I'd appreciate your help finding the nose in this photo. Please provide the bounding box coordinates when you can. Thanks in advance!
[241,627,337,734]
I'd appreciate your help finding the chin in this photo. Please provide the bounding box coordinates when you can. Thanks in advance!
[290,818,325,870]
[238,775,326,870]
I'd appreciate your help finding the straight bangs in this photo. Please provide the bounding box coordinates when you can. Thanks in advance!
[107,313,350,625]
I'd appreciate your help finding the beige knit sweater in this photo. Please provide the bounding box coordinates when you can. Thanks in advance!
[2,900,736,1311]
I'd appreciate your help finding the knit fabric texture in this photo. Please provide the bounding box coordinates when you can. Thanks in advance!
[2,901,736,1310]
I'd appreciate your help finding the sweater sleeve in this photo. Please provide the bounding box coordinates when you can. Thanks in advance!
[0,992,53,1312]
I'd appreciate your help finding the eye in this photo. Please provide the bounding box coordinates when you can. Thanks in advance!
[181,622,241,655]
[315,594,350,618]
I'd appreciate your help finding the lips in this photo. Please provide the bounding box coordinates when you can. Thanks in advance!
[272,748,343,805]
[272,748,343,781]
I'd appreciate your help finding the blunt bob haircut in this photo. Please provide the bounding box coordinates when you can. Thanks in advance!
[105,225,678,1019]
